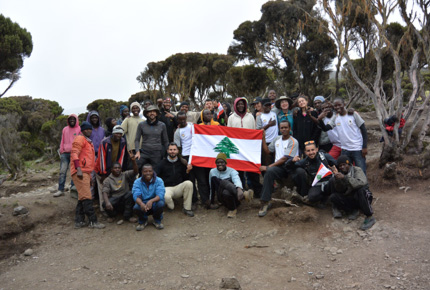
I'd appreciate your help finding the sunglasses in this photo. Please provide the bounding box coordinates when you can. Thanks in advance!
[304,140,315,145]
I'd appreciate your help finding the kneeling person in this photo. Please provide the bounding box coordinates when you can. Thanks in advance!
[156,143,194,217]
[209,153,245,218]
[102,152,138,224]
[132,164,165,230]
[328,156,375,230]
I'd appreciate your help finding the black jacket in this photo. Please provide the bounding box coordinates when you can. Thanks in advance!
[293,110,321,149]
[155,158,187,187]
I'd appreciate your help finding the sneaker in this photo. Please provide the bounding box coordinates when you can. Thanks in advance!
[74,221,87,229]
[136,221,148,231]
[347,209,360,220]
[258,202,271,217]
[153,222,164,230]
[88,222,106,229]
[227,209,237,218]
[332,206,342,218]
[53,190,65,197]
[360,216,376,230]
[182,208,195,217]
[244,190,254,202]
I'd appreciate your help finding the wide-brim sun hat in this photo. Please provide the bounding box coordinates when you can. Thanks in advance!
[275,96,293,109]
[144,105,160,116]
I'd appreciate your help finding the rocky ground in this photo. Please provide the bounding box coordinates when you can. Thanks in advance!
[1,112,430,289]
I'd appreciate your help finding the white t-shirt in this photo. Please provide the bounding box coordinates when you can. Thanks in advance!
[329,112,364,151]
[324,117,341,147]
[268,136,299,162]
[260,111,278,143]
[174,123,193,156]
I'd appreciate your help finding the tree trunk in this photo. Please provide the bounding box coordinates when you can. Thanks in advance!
[379,141,402,168]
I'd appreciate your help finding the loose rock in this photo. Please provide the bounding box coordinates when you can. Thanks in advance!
[219,277,241,289]
[13,206,28,216]
[24,249,33,256]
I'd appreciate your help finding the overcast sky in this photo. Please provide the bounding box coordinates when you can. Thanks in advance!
[1,0,267,113]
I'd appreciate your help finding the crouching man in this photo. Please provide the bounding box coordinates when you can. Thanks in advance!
[102,151,139,224]
[209,153,246,218]
[132,164,165,231]
[327,155,376,230]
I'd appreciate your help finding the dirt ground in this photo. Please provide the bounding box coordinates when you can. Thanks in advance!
[1,113,430,290]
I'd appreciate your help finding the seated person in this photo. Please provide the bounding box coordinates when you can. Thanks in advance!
[132,164,165,231]
[290,140,337,204]
[101,152,138,224]
[327,155,376,230]
[209,153,246,218]
[156,143,194,217]
[259,120,298,217]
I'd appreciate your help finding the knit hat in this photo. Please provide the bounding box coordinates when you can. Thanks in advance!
[180,101,190,108]
[112,125,124,135]
[130,101,141,111]
[314,96,325,103]
[119,105,128,114]
[216,153,227,163]
[80,121,92,131]
[337,155,351,166]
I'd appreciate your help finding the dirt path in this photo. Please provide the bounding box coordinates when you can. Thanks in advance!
[1,182,429,290]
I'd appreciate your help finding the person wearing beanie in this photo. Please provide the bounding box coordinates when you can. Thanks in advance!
[70,121,105,229]
[104,117,117,138]
[117,105,129,125]
[324,155,375,230]
[95,124,129,211]
[121,102,145,152]
[208,153,248,218]
[85,110,105,157]
[53,113,81,197]
[313,96,325,113]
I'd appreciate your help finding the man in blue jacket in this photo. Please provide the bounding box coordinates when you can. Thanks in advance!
[132,164,165,231]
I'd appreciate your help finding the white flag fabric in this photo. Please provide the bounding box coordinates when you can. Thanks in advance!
[311,163,333,186]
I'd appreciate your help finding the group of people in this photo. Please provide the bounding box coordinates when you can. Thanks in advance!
[53,90,376,231]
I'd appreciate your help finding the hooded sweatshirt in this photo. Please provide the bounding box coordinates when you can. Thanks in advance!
[198,110,220,126]
[227,98,255,129]
[86,110,105,154]
[60,114,81,153]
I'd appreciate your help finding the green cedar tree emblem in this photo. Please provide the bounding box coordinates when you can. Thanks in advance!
[317,174,322,180]
[213,137,239,158]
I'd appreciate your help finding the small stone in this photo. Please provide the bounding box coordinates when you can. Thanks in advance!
[220,277,241,289]
[316,274,324,279]
[24,249,33,256]
[117,220,124,225]
[290,277,296,282]
[181,274,190,278]
[13,206,28,216]
[274,249,286,256]
[337,249,343,254]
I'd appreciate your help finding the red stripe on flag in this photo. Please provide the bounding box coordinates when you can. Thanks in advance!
[217,102,224,119]
[194,124,263,140]
[191,156,261,174]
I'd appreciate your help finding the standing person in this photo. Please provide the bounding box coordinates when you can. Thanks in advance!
[268,89,278,111]
[159,97,178,142]
[71,121,105,229]
[86,110,105,158]
[327,156,375,230]
[117,105,129,126]
[227,97,262,197]
[275,96,294,134]
[178,101,199,124]
[310,97,332,154]
[318,102,342,159]
[135,105,169,169]
[104,117,117,138]
[197,99,216,124]
[313,96,325,114]
[142,99,153,111]
[101,152,139,224]
[318,98,368,174]
[133,164,165,231]
[121,102,144,154]
[53,114,80,197]
[258,120,298,217]
[257,98,278,166]
[221,102,232,126]
[156,143,194,217]
[251,97,263,119]
[293,95,321,157]
[95,125,129,209]
[209,153,245,218]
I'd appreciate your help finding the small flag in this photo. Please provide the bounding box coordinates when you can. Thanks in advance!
[217,102,224,119]
[311,163,333,186]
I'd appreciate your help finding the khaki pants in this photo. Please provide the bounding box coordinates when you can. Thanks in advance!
[165,181,193,211]
[96,174,105,211]
[72,173,92,201]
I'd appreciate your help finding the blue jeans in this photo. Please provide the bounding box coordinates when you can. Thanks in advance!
[341,149,366,175]
[133,200,164,224]
[58,153,74,191]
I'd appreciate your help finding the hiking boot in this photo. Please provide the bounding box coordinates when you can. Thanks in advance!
[360,216,376,230]
[258,202,271,217]
[227,209,237,218]
[88,222,106,229]
[348,209,360,220]
[244,189,254,202]
[74,221,87,229]
[136,221,148,231]
[153,222,164,230]
[332,206,342,218]
[182,208,195,217]
[53,190,65,197]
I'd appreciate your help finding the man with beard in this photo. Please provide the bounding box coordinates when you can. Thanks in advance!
[159,98,178,142]
[156,143,194,217]
[135,105,169,169]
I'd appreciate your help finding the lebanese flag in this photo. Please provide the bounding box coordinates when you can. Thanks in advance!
[190,125,262,173]
[216,102,224,119]
[311,163,333,186]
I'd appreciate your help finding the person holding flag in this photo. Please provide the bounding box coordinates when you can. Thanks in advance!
[290,140,337,205]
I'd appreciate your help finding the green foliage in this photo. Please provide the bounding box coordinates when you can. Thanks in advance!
[226,65,273,99]
[0,97,22,114]
[86,99,128,125]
